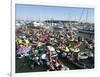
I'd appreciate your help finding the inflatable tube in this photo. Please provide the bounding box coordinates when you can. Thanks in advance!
[69,37,75,42]
[74,48,80,52]
[62,47,70,52]
[69,48,74,52]
[23,39,29,44]
[16,39,22,45]
[65,47,70,52]
[78,52,88,59]
[47,46,55,52]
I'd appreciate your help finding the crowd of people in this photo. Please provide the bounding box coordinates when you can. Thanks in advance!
[16,25,94,71]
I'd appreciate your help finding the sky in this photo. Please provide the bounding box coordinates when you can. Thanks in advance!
[16,4,94,23]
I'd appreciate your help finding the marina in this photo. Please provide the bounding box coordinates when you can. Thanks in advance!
[16,21,94,73]
[15,4,94,73]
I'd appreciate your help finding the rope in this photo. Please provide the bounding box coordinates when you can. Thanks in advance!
[78,8,85,23]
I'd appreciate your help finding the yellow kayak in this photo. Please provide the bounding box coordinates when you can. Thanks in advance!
[16,39,22,45]
[74,48,80,52]
[69,37,75,42]
[23,39,29,44]
[69,48,74,51]
[22,39,30,47]
[62,47,70,52]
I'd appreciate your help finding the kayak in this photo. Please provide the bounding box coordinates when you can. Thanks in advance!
[69,48,80,52]
[78,51,94,60]
[62,47,70,52]
[78,52,88,59]
[47,46,55,52]
[16,39,22,45]
[69,37,75,42]
[74,48,80,52]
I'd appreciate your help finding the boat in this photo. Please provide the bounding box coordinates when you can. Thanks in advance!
[78,51,94,59]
